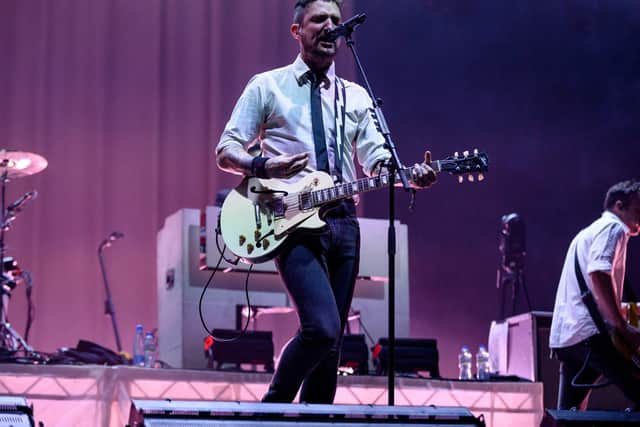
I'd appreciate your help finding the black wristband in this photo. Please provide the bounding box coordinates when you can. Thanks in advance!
[251,156,269,179]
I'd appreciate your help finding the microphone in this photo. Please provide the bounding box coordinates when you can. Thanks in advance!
[108,231,125,241]
[100,231,125,251]
[324,13,367,42]
[7,190,37,212]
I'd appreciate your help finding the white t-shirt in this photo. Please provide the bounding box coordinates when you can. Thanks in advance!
[549,211,630,348]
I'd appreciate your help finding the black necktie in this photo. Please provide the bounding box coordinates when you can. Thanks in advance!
[310,74,329,173]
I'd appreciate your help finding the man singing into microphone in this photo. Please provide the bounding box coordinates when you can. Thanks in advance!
[216,0,436,403]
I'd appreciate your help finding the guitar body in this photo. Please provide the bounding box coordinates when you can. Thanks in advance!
[220,171,335,263]
[609,326,640,379]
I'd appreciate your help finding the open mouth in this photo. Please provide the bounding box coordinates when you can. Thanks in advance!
[319,40,335,48]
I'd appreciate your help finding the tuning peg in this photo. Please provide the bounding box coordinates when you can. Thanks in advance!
[454,151,459,159]
[478,173,485,182]
[458,176,464,184]
[468,174,475,183]
[463,150,469,157]
[423,150,432,164]
[473,148,479,155]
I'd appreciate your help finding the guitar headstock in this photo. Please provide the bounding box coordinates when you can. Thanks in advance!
[437,149,489,183]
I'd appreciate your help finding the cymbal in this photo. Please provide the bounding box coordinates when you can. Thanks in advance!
[0,150,48,179]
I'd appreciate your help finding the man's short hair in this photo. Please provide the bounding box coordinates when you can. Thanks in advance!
[293,0,342,25]
[604,179,640,210]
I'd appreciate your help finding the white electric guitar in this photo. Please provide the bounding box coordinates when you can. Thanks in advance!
[219,149,489,264]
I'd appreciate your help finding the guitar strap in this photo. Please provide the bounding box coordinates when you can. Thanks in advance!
[574,251,609,336]
[332,76,347,183]
[570,250,614,389]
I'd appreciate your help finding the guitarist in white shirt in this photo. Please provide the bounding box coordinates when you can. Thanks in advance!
[550,180,640,410]
[216,0,436,404]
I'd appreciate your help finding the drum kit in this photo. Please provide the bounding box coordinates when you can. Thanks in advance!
[0,149,47,357]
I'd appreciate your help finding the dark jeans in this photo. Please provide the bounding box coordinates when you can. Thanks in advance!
[262,200,360,404]
[556,333,640,410]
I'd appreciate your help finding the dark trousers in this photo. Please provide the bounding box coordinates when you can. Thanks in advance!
[262,200,360,404]
[556,333,640,410]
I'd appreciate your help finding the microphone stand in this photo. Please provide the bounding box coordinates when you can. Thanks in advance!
[98,239,123,353]
[0,171,7,326]
[342,27,411,406]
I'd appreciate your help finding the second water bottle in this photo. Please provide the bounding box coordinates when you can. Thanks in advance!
[143,331,158,368]
[476,345,491,380]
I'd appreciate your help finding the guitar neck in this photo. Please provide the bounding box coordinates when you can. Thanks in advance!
[308,162,444,207]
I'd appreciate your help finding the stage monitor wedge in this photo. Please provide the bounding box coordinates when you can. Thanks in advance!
[541,409,640,426]
[128,400,485,426]
[0,396,34,427]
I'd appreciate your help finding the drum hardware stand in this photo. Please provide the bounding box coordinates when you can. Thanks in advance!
[0,150,48,358]
[0,171,36,356]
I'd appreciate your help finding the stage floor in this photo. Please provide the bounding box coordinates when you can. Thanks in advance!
[0,364,542,426]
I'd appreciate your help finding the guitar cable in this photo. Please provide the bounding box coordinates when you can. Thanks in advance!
[197,219,254,343]
[570,348,612,389]
[215,211,240,266]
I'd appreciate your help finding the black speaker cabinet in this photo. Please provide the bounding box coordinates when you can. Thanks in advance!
[374,337,440,378]
[205,329,274,372]
[541,409,640,426]
[0,396,34,427]
[127,400,485,426]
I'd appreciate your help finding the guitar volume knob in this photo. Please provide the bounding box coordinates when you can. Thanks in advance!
[239,235,246,246]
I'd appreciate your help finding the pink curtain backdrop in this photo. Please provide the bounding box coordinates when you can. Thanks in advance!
[0,0,354,355]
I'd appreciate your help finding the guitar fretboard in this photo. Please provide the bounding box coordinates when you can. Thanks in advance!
[299,161,443,208]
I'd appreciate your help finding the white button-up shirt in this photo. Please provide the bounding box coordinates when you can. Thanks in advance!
[217,55,389,184]
[550,211,630,348]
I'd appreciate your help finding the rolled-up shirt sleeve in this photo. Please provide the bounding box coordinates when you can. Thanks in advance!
[586,222,626,274]
[216,74,266,155]
[351,86,390,176]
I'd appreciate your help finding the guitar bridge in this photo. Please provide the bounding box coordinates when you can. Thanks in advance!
[298,192,313,210]
[271,197,285,218]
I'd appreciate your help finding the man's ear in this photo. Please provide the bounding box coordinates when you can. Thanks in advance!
[291,24,301,40]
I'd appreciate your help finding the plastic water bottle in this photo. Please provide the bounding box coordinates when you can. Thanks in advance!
[143,331,157,368]
[133,324,145,367]
[476,345,491,380]
[458,345,473,380]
